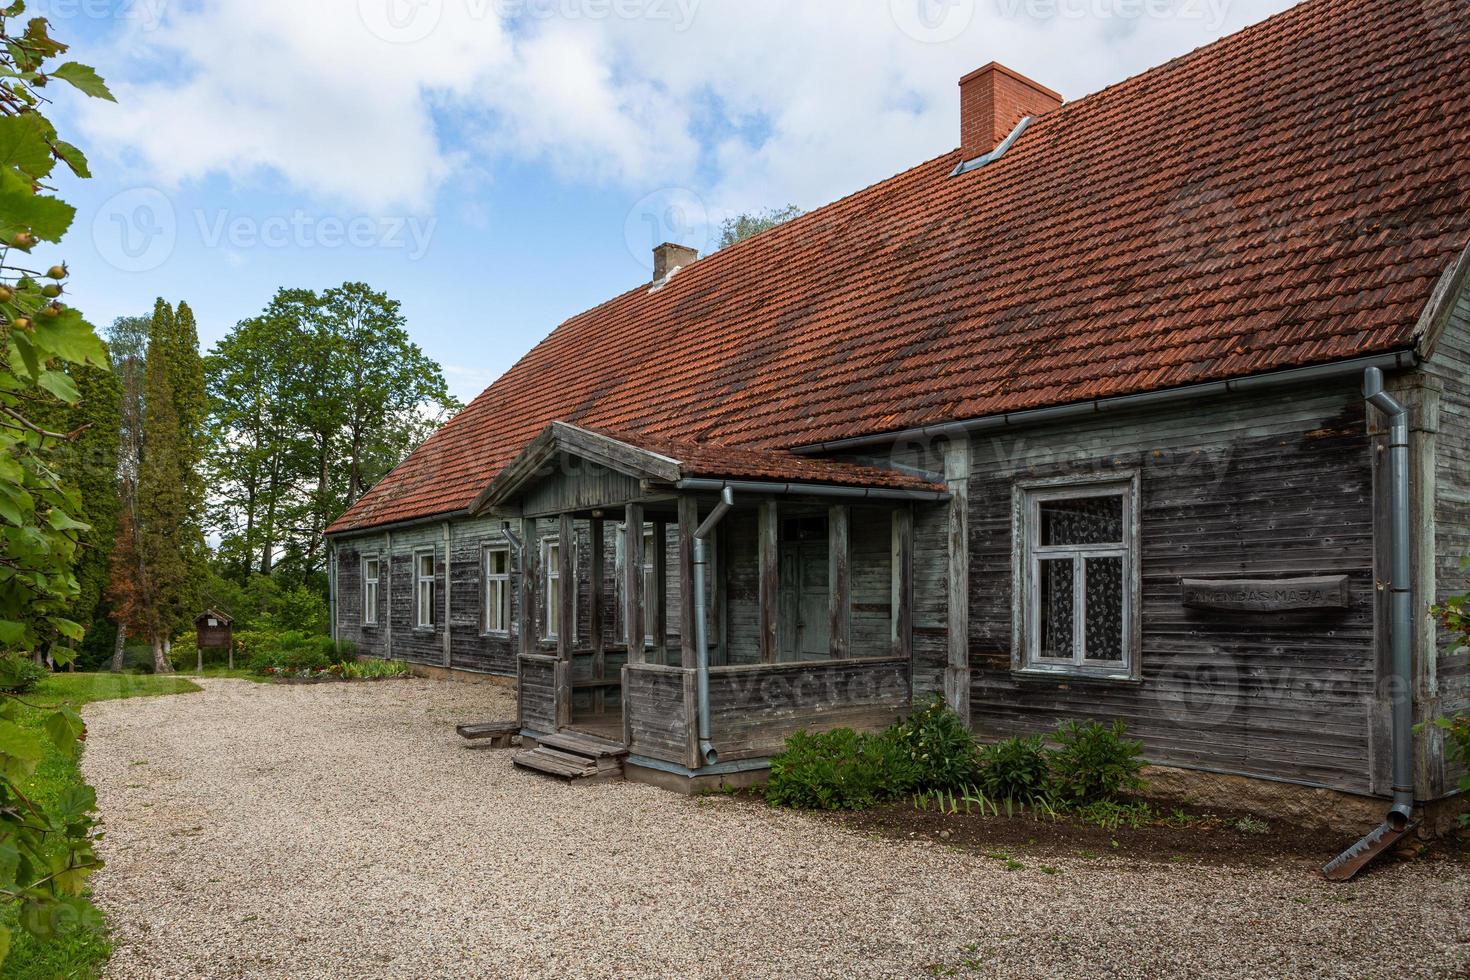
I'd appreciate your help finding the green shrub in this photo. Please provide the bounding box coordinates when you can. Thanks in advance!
[1050,719,1145,805]
[336,658,411,680]
[766,728,914,810]
[242,629,354,675]
[883,696,980,791]
[976,735,1051,803]
[0,654,48,694]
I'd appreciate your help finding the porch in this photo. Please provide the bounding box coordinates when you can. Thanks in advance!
[476,423,948,786]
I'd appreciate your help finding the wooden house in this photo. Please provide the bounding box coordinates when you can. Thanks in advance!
[326,0,1470,834]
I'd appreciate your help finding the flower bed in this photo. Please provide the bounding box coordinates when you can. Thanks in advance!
[261,661,413,683]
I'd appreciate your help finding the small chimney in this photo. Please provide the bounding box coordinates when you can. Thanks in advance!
[959,63,1062,161]
[653,242,698,283]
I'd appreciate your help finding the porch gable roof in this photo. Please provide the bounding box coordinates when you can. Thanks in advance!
[471,422,945,514]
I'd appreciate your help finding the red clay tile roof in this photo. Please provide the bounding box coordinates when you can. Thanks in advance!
[328,0,1470,535]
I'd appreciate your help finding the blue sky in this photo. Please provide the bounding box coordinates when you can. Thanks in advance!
[35,0,1296,403]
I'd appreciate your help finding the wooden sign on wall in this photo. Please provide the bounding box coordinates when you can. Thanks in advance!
[1180,576,1350,612]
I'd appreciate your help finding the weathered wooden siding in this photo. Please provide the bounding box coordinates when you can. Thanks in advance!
[623,664,693,764]
[1423,282,1470,796]
[706,658,911,761]
[963,381,1380,793]
[519,655,557,733]
[850,506,893,656]
[724,509,762,665]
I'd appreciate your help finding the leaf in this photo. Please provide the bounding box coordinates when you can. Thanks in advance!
[0,924,10,970]
[47,616,84,641]
[29,309,105,365]
[0,719,45,765]
[49,62,114,101]
[43,708,83,752]
[0,492,20,527]
[0,114,55,180]
[0,620,24,645]
[0,186,74,241]
[35,369,79,404]
[50,139,88,178]
[45,509,87,533]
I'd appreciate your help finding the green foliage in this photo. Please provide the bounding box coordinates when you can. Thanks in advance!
[0,654,47,694]
[243,630,353,675]
[976,735,1051,804]
[883,696,981,791]
[333,658,409,680]
[205,283,460,581]
[765,728,915,811]
[0,5,116,968]
[1049,720,1146,805]
[1431,715,1470,826]
[717,205,803,249]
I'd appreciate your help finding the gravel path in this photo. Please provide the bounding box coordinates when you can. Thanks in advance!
[80,678,1469,979]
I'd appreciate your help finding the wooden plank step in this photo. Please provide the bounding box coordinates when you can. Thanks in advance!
[457,721,519,742]
[513,749,596,780]
[540,731,628,760]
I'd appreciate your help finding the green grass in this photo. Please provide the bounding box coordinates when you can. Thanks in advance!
[1,672,201,980]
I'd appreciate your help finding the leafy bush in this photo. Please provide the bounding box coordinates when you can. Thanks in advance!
[245,631,355,675]
[883,696,981,792]
[0,654,49,694]
[334,659,411,680]
[766,728,915,810]
[1049,720,1146,805]
[976,735,1051,804]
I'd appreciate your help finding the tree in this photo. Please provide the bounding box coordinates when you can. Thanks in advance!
[0,4,114,963]
[102,315,148,671]
[166,300,207,582]
[133,309,196,672]
[205,283,459,582]
[717,205,803,249]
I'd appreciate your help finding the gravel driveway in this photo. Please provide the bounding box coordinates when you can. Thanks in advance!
[80,678,1469,979]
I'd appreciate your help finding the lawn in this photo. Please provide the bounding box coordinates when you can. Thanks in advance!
[1,672,201,980]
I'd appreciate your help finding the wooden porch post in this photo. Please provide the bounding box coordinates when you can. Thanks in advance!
[652,521,668,664]
[678,496,698,668]
[624,503,645,664]
[589,517,605,715]
[829,504,851,659]
[556,513,574,729]
[758,499,779,663]
[892,507,914,660]
[518,517,537,659]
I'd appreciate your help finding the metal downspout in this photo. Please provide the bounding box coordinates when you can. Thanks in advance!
[1323,367,1417,880]
[693,488,735,766]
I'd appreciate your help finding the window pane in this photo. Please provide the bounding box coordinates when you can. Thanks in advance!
[1038,557,1074,659]
[1084,556,1124,661]
[1040,495,1123,546]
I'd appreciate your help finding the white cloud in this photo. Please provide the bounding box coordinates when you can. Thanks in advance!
[75,0,1297,216]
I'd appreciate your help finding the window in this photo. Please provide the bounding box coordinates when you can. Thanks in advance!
[484,546,511,634]
[542,537,575,641]
[641,527,657,645]
[415,551,436,629]
[363,557,380,626]
[1014,475,1139,678]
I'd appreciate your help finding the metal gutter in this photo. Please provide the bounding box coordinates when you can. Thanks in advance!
[793,351,1419,455]
[675,478,949,503]
[692,488,735,766]
[1323,366,1419,881]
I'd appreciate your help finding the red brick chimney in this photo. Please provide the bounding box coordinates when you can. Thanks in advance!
[959,63,1062,160]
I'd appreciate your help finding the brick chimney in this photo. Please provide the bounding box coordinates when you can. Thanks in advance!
[959,63,1062,160]
[653,242,698,282]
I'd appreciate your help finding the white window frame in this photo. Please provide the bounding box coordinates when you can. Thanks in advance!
[415,549,436,630]
[483,545,512,636]
[1012,473,1141,681]
[363,556,380,626]
[542,536,576,641]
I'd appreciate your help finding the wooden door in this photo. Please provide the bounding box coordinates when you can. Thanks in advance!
[777,515,830,662]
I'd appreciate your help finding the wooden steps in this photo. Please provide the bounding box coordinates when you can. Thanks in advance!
[456,721,519,748]
[513,731,628,782]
